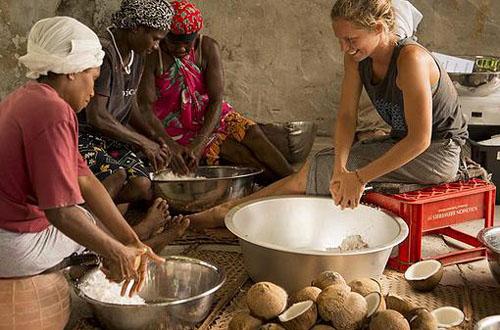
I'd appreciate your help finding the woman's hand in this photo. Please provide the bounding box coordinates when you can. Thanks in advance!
[329,169,365,209]
[101,242,165,297]
[140,138,170,172]
[184,144,204,173]
[168,143,192,175]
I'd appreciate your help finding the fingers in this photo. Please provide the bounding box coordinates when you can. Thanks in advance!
[120,279,131,297]
[145,248,166,264]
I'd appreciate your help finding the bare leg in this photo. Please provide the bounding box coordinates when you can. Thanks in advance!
[144,215,190,253]
[132,198,170,241]
[219,138,276,182]
[240,125,294,178]
[116,176,153,203]
[189,161,310,229]
[101,168,127,199]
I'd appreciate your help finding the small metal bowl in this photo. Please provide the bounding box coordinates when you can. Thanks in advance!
[477,226,500,284]
[259,121,317,164]
[151,166,262,213]
[73,256,225,330]
[448,56,500,97]
[475,315,500,330]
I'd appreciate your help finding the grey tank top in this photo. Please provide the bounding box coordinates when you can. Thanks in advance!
[359,38,468,143]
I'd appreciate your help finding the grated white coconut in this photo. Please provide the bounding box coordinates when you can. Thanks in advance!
[79,270,145,305]
[339,234,369,251]
[154,171,206,181]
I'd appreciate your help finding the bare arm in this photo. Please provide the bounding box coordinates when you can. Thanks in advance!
[333,54,364,175]
[356,46,434,183]
[86,93,152,148]
[189,37,223,153]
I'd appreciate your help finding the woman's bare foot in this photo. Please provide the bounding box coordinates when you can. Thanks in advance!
[133,198,170,241]
[145,215,190,253]
[188,204,229,231]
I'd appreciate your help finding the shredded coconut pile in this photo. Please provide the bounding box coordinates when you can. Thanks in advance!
[339,234,369,251]
[154,171,206,181]
[80,270,145,305]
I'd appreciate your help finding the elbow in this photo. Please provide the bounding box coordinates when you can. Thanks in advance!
[406,133,431,154]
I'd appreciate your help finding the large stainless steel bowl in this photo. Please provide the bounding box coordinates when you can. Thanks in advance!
[152,166,262,213]
[449,56,500,97]
[477,226,500,284]
[225,196,409,292]
[74,256,225,330]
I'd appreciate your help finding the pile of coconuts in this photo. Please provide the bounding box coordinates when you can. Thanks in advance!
[228,271,439,330]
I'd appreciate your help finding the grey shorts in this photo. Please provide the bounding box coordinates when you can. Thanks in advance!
[306,136,461,195]
[0,206,94,278]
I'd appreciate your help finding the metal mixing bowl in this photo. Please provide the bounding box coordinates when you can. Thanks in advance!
[225,196,409,292]
[448,56,500,97]
[259,121,317,164]
[152,166,262,213]
[73,256,225,330]
[477,226,500,284]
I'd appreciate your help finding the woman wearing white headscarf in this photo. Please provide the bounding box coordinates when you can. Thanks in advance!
[0,16,163,296]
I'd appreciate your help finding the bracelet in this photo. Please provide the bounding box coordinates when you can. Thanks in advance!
[354,170,365,185]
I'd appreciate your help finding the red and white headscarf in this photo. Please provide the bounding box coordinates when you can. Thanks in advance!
[170,0,204,35]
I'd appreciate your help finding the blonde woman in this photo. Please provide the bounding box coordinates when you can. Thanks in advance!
[189,0,467,229]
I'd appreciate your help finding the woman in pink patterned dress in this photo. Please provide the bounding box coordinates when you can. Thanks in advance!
[138,0,293,181]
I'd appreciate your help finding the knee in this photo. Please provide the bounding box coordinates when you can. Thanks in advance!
[113,168,127,182]
[128,177,152,200]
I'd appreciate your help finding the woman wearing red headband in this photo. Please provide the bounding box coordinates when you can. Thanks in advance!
[138,0,293,182]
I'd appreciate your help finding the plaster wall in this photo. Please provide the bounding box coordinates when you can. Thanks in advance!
[0,0,499,135]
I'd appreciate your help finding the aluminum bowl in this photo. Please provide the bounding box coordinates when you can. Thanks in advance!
[152,166,262,213]
[475,315,500,330]
[477,226,500,284]
[449,56,500,97]
[259,121,317,164]
[73,256,225,330]
[225,196,408,292]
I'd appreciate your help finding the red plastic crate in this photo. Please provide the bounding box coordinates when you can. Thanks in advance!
[362,179,496,271]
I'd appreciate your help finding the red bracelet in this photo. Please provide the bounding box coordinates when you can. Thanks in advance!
[354,170,365,185]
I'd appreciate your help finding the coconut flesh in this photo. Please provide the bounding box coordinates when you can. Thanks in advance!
[431,306,465,328]
[278,300,317,330]
[365,291,385,318]
[404,260,443,292]
[246,282,288,320]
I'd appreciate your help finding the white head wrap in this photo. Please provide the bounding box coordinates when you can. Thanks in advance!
[392,0,423,39]
[18,16,104,79]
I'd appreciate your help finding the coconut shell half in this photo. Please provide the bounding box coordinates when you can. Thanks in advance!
[278,300,317,330]
[369,310,410,330]
[431,306,465,328]
[385,294,417,317]
[404,260,444,292]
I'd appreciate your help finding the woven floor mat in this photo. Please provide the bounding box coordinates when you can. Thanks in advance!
[204,268,476,330]
[171,229,239,246]
[469,286,500,323]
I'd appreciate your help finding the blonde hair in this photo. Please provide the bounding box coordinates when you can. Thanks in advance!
[331,0,396,34]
